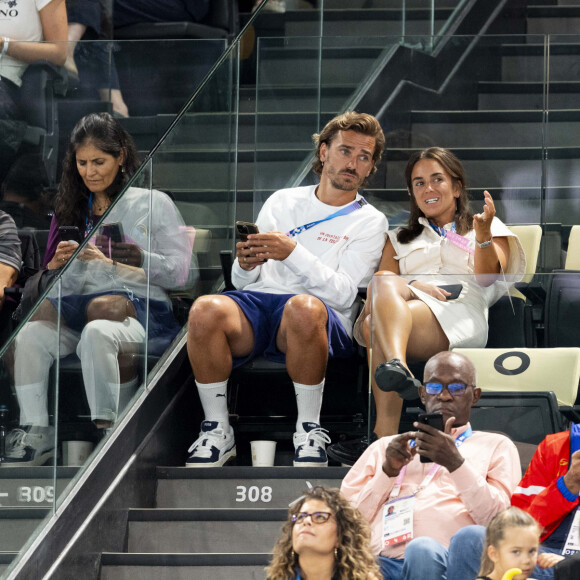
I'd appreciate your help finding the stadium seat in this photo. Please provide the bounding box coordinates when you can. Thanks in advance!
[470,391,565,446]
[486,224,542,347]
[113,0,237,40]
[19,61,68,187]
[565,225,580,270]
[544,270,580,350]
[453,347,580,407]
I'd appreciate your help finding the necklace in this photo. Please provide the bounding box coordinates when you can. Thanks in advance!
[94,197,111,213]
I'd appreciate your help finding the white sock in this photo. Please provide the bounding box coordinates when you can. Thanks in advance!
[16,383,49,427]
[294,380,325,432]
[196,380,230,429]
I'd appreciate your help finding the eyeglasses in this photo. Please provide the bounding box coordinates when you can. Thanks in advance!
[424,382,472,396]
[292,511,333,525]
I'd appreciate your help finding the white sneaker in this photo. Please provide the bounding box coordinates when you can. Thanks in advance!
[185,421,236,468]
[293,422,330,467]
[2,426,56,467]
[252,0,286,13]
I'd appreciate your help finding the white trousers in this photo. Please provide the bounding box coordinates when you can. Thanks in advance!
[14,317,146,426]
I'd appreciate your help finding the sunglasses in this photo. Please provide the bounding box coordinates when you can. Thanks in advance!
[292,511,333,525]
[424,382,472,396]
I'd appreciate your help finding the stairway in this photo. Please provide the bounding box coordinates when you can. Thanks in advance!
[99,466,348,579]
[0,466,78,574]
[7,1,580,577]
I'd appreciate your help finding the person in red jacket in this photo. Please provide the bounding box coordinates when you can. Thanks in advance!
[511,423,580,579]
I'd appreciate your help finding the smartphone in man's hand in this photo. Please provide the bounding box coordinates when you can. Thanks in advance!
[417,412,444,463]
[235,221,259,242]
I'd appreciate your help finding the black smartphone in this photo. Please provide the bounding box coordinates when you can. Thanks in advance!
[438,283,463,300]
[58,226,82,244]
[235,220,259,242]
[100,222,125,243]
[417,412,444,463]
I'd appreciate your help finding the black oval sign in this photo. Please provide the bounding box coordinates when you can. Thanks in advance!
[494,351,531,376]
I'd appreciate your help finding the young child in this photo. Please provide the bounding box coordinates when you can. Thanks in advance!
[477,507,542,580]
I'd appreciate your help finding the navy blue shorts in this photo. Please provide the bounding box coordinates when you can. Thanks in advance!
[223,290,355,368]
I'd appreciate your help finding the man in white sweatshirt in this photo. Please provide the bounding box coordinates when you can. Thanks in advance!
[185,111,388,467]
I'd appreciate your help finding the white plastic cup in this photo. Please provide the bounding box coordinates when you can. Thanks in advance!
[250,440,277,467]
[63,441,94,466]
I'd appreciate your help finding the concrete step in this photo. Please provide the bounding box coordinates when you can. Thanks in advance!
[246,6,452,38]
[127,508,287,553]
[155,466,348,509]
[240,84,357,113]
[409,109,580,148]
[0,553,17,575]
[257,44,384,86]
[283,8,451,37]
[100,553,270,580]
[499,43,580,82]
[477,81,580,110]
[324,0,461,7]
[0,508,50,552]
[527,5,580,35]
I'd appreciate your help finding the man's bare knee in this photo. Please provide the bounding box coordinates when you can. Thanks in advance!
[188,295,237,340]
[282,295,328,333]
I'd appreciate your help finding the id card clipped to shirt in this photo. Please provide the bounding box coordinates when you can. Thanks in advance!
[382,496,415,548]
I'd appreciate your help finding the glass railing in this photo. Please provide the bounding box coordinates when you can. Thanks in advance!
[0,37,235,576]
[1,0,580,571]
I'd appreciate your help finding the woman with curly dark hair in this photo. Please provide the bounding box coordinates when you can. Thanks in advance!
[267,485,380,580]
[4,112,192,466]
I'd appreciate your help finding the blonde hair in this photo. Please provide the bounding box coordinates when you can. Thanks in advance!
[479,507,542,577]
[266,486,380,580]
[311,111,385,184]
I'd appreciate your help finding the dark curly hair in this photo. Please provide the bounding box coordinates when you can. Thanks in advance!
[54,112,140,229]
[266,486,380,580]
[397,146,474,244]
[312,112,385,186]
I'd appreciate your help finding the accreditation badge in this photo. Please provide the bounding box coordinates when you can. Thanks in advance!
[382,495,415,548]
[562,508,580,556]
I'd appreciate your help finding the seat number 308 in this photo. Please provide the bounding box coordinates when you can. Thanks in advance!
[235,485,272,503]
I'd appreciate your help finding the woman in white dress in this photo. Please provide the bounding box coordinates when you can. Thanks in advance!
[352,147,525,444]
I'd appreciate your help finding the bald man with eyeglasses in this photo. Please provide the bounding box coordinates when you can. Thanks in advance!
[341,351,521,580]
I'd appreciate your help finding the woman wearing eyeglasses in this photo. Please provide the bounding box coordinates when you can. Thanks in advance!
[267,485,380,580]
[328,147,526,466]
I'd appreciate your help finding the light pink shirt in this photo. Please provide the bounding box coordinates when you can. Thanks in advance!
[340,424,521,558]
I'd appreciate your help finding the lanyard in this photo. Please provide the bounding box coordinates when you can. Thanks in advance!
[286,197,367,237]
[85,193,94,236]
[389,426,473,499]
[429,220,456,237]
[429,220,475,255]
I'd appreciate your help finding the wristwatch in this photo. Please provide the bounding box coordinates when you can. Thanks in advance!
[476,237,493,249]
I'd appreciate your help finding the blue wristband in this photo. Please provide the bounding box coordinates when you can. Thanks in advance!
[557,475,579,502]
